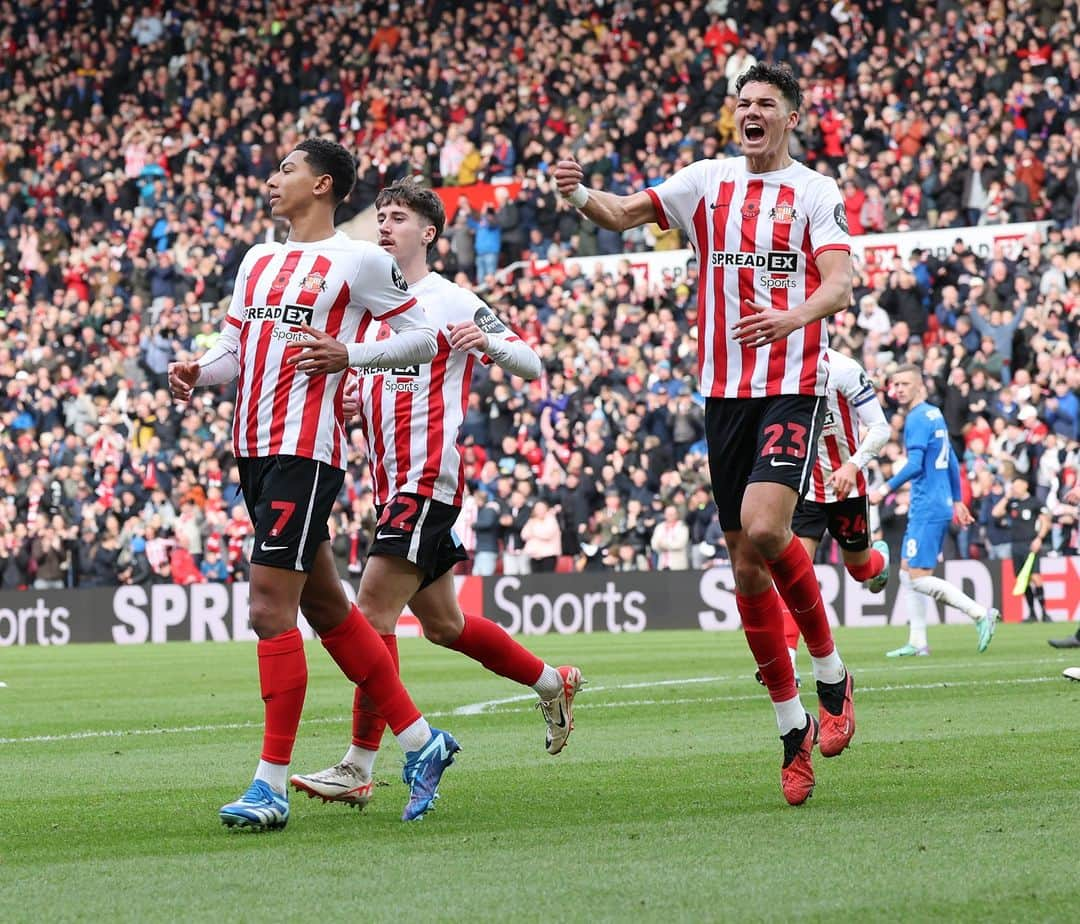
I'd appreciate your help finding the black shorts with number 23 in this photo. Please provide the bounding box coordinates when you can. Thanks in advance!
[704,395,825,532]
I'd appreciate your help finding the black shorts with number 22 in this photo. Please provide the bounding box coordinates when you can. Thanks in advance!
[370,492,468,589]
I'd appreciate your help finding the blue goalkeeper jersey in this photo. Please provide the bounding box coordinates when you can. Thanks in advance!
[886,401,961,521]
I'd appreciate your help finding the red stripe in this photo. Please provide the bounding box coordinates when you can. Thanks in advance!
[294,275,349,460]
[836,393,867,496]
[225,315,242,329]
[735,180,763,399]
[370,374,387,504]
[245,250,302,454]
[690,198,709,392]
[454,353,477,505]
[765,186,797,396]
[645,188,668,230]
[813,243,852,259]
[233,253,274,453]
[821,433,844,503]
[393,386,413,491]
[268,256,334,455]
[709,181,735,397]
[373,297,418,321]
[799,224,823,393]
[330,374,347,469]
[351,314,376,477]
[419,333,450,496]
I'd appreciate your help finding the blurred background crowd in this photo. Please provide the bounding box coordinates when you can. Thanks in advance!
[1,0,1078,588]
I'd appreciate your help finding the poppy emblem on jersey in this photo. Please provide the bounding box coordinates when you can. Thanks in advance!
[741,200,760,220]
[299,272,327,294]
[269,270,292,291]
[769,205,798,223]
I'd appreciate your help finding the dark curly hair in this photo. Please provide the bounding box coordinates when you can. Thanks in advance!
[734,63,803,113]
[294,138,357,204]
[375,178,447,254]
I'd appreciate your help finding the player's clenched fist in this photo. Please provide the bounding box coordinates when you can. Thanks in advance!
[448,321,488,353]
[552,160,584,198]
[168,361,200,403]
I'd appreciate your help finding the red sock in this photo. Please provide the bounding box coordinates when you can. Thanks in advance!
[846,547,885,582]
[258,628,307,765]
[766,536,835,659]
[780,603,801,651]
[351,633,398,750]
[448,614,545,686]
[737,586,798,703]
[320,606,421,736]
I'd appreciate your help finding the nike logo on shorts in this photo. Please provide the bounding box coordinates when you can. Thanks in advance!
[769,458,798,467]
[375,531,399,541]
[260,541,289,552]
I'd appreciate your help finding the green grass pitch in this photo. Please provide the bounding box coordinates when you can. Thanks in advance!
[2,625,1076,923]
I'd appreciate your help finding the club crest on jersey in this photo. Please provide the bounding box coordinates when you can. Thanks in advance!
[299,272,327,294]
[741,200,761,220]
[769,204,798,223]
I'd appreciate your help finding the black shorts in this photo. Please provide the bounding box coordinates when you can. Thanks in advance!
[238,455,344,573]
[370,492,468,589]
[792,495,871,552]
[704,395,825,532]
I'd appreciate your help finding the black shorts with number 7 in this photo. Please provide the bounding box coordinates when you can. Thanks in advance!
[704,395,825,532]
[238,455,345,573]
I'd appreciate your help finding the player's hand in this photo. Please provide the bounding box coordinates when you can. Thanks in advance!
[341,373,360,419]
[448,321,489,353]
[552,159,585,198]
[732,301,803,347]
[953,501,974,527]
[287,324,348,374]
[168,361,200,402]
[1066,486,1080,504]
[828,462,858,500]
[868,488,884,506]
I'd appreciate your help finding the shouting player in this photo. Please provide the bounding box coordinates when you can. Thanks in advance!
[289,179,583,810]
[553,63,853,806]
[168,139,458,828]
[762,348,891,685]
[869,365,1000,656]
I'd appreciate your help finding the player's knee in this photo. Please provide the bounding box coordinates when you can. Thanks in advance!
[742,519,786,560]
[355,591,398,634]
[420,612,465,646]
[247,598,291,638]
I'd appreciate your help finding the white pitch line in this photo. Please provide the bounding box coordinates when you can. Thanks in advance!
[1,673,1064,746]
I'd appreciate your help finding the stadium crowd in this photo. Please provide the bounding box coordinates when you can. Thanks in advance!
[0,0,1078,589]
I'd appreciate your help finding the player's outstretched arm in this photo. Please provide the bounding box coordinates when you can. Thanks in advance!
[552,159,657,232]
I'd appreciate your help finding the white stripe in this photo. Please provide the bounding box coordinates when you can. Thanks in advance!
[407,497,431,564]
[1,658,1061,747]
[799,395,823,497]
[295,461,321,571]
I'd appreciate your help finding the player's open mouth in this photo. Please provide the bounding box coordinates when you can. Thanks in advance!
[744,123,765,141]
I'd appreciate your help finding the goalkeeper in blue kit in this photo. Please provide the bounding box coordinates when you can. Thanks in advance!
[869,365,1000,656]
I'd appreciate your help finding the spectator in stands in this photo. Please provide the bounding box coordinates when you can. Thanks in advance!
[521,501,562,573]
[651,505,690,571]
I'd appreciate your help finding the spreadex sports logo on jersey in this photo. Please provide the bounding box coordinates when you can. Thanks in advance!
[243,304,315,325]
[711,250,800,289]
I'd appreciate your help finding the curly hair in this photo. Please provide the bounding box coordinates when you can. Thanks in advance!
[294,138,357,204]
[734,63,803,113]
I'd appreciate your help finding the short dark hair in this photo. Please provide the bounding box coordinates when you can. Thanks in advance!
[375,179,446,254]
[735,62,803,113]
[294,138,356,205]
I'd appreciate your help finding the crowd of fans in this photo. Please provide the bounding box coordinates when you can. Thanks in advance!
[1,0,1078,589]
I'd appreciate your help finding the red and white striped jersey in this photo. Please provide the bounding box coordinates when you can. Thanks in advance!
[355,271,522,506]
[219,232,424,468]
[807,349,890,503]
[646,156,850,398]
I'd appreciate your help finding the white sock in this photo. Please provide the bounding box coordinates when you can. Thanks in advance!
[395,716,432,754]
[532,664,563,701]
[774,695,806,735]
[900,571,928,648]
[811,648,845,685]
[788,647,799,674]
[910,575,987,621]
[342,745,379,777]
[254,759,288,795]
